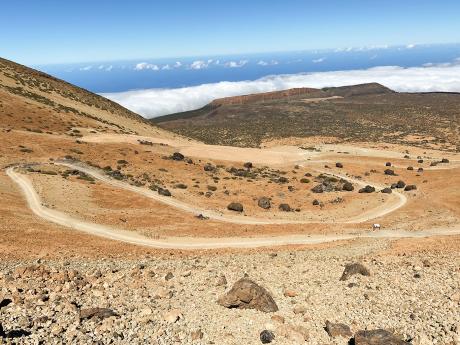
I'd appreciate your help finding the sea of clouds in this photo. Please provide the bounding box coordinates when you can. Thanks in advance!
[102,60,460,118]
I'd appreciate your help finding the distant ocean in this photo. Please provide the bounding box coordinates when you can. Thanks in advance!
[36,43,460,117]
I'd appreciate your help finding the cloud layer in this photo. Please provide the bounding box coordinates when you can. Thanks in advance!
[103,62,460,118]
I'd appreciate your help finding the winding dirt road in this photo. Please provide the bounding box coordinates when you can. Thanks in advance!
[6,166,460,249]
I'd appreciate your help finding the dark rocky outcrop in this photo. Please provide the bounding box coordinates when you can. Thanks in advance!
[311,184,324,193]
[381,187,392,194]
[404,185,417,191]
[227,202,243,212]
[340,263,370,281]
[395,180,406,189]
[217,278,278,313]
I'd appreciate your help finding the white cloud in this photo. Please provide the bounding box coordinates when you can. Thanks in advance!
[406,43,416,49]
[174,61,182,68]
[312,57,326,63]
[189,60,209,70]
[105,65,113,72]
[257,60,279,66]
[134,62,159,71]
[162,64,171,70]
[225,60,248,68]
[102,60,460,118]
[79,65,93,71]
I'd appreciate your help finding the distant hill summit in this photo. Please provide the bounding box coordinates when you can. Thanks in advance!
[154,83,460,151]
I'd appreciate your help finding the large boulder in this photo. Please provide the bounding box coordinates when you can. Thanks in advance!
[227,202,243,212]
[217,278,278,313]
[340,263,370,281]
[353,329,408,345]
[258,197,271,209]
[260,330,275,343]
[395,180,406,189]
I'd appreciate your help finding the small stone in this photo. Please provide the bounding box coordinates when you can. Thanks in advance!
[283,289,298,298]
[163,309,182,323]
[325,320,353,338]
[260,330,275,344]
[191,329,203,341]
[340,263,371,281]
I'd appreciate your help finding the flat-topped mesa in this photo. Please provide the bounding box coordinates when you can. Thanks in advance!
[210,87,325,107]
[323,82,395,97]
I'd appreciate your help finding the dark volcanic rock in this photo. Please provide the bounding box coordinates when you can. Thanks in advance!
[441,158,449,163]
[340,263,370,281]
[381,187,392,194]
[325,320,353,338]
[407,166,414,170]
[342,182,354,191]
[171,152,184,161]
[385,162,392,166]
[353,329,408,345]
[395,180,406,189]
[335,162,343,168]
[204,163,216,172]
[260,330,275,343]
[404,184,417,191]
[258,197,271,209]
[358,185,375,193]
[227,202,244,212]
[278,203,292,212]
[157,187,171,197]
[217,278,278,313]
[244,162,253,169]
[79,307,118,321]
[312,199,320,206]
[384,169,396,176]
[311,184,324,193]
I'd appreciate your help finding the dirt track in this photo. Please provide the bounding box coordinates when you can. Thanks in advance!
[7,166,460,249]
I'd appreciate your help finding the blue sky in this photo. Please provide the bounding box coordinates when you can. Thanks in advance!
[1,0,460,65]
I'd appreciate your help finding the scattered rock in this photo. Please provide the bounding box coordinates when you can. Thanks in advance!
[312,199,320,206]
[283,289,298,297]
[353,329,408,344]
[381,187,392,194]
[404,184,417,191]
[227,202,243,212]
[79,307,118,321]
[384,169,396,176]
[396,180,406,189]
[336,162,343,168]
[311,184,324,193]
[342,182,354,191]
[340,263,370,281]
[359,185,375,193]
[385,162,392,166]
[216,274,227,287]
[163,309,182,323]
[325,320,353,338]
[300,178,310,183]
[260,330,275,344]
[407,166,414,170]
[441,158,449,163]
[157,187,171,196]
[258,197,271,209]
[278,203,292,212]
[244,162,253,169]
[217,278,278,313]
[191,329,204,341]
[171,152,184,161]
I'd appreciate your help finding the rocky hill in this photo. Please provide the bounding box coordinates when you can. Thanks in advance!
[0,57,168,137]
[154,83,460,151]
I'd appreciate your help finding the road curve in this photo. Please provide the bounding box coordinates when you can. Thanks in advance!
[6,166,460,250]
[58,161,405,225]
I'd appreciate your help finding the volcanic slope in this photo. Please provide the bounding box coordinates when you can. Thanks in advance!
[154,83,460,151]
